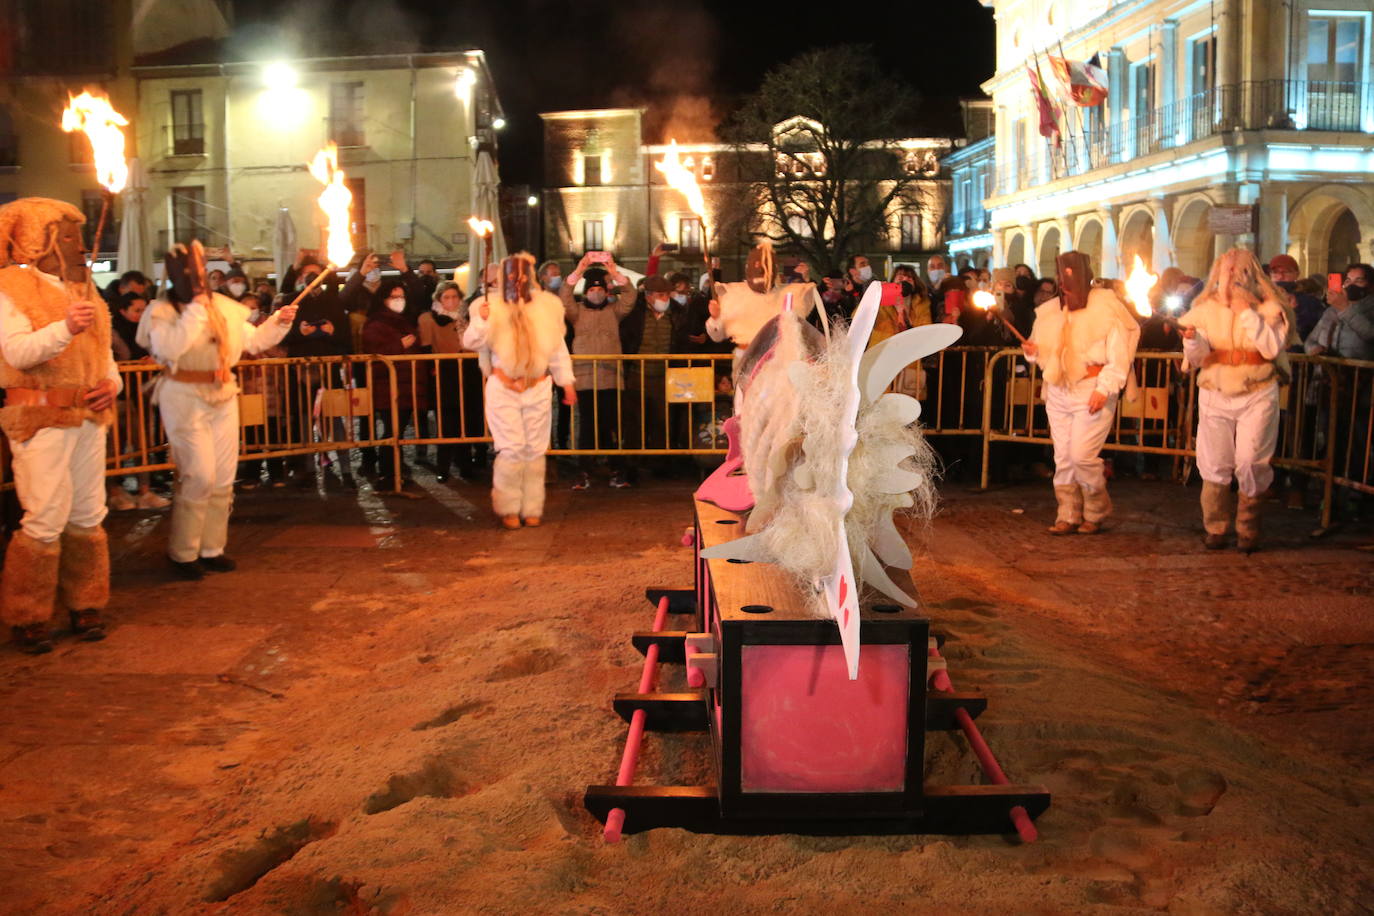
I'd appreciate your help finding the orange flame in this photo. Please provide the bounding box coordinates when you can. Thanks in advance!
[307,143,355,267]
[61,91,129,193]
[971,290,997,310]
[466,216,494,238]
[1124,255,1157,318]
[655,140,708,231]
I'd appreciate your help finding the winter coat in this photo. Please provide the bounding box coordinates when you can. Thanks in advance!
[363,308,430,410]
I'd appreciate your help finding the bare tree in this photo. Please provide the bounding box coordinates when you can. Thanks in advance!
[722,46,926,274]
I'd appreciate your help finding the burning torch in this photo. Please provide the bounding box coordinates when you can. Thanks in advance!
[289,143,356,308]
[1123,255,1173,329]
[61,90,129,279]
[467,216,494,270]
[655,140,710,265]
[972,289,1029,345]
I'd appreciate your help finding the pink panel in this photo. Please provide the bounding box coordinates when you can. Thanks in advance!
[740,644,909,793]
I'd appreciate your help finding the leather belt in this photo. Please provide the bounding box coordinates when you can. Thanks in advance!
[4,386,88,408]
[1203,349,1268,368]
[1081,364,1103,379]
[167,369,223,384]
[493,367,548,392]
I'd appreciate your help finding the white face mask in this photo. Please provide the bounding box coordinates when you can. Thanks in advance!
[928,268,947,286]
[651,297,670,313]
[546,275,563,290]
[365,269,381,284]
[227,281,247,297]
[386,296,406,313]
[585,289,607,306]
[671,293,688,305]
[858,265,873,283]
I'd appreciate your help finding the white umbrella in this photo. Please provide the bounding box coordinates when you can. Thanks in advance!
[273,205,297,283]
[471,149,506,278]
[116,157,149,276]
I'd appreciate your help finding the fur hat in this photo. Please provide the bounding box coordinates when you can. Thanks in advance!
[0,197,85,268]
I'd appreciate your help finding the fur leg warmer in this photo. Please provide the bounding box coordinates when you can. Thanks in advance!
[520,456,547,521]
[1201,481,1232,536]
[491,451,523,518]
[1054,484,1084,525]
[1,531,60,626]
[168,497,208,563]
[58,524,109,611]
[1081,485,1113,524]
[1236,492,1263,551]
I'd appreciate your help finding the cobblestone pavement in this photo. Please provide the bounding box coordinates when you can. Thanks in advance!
[0,469,1369,913]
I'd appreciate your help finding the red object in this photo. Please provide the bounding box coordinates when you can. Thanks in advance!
[605,597,671,843]
[1328,273,1344,293]
[694,416,754,511]
[740,644,909,792]
[1026,64,1062,145]
[928,645,1038,843]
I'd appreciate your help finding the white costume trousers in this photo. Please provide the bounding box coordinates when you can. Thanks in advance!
[1196,384,1280,497]
[1045,377,1117,493]
[159,381,239,561]
[485,375,553,518]
[10,421,109,543]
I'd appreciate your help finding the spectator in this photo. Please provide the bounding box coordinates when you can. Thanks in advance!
[1013,263,1036,282]
[892,264,934,328]
[621,274,690,478]
[223,268,249,301]
[415,258,440,299]
[561,253,635,489]
[106,292,169,511]
[236,291,288,489]
[1268,254,1325,344]
[1305,263,1374,361]
[110,292,149,362]
[537,260,563,292]
[207,268,226,294]
[926,255,951,320]
[281,252,352,486]
[1033,276,1058,306]
[418,280,486,482]
[363,280,431,485]
[101,269,149,309]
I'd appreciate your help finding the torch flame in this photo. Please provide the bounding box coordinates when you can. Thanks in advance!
[972,290,997,310]
[467,217,494,238]
[655,140,708,231]
[1124,255,1157,318]
[61,91,129,193]
[307,143,355,268]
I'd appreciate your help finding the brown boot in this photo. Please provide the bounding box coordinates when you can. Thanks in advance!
[1079,485,1112,534]
[58,524,110,616]
[2,532,60,643]
[1049,485,1082,534]
[1201,481,1232,549]
[1236,492,1263,554]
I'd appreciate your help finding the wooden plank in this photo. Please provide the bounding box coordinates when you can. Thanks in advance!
[631,631,688,663]
[612,692,709,731]
[924,692,988,730]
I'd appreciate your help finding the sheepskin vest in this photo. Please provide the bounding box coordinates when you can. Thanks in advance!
[487,289,565,379]
[1181,294,1289,396]
[0,266,112,442]
[1031,288,1137,390]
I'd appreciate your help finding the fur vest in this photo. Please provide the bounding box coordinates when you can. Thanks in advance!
[1178,294,1290,396]
[0,266,113,442]
[486,288,565,379]
[1030,287,1140,391]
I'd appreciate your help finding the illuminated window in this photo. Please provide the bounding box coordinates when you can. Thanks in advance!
[900,212,922,249]
[680,217,702,253]
[786,213,812,238]
[583,219,604,252]
[329,82,366,148]
[701,155,715,180]
[1308,15,1363,84]
[171,186,207,246]
[81,190,117,253]
[170,89,204,156]
[584,154,603,186]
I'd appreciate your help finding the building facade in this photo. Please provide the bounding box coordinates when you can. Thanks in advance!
[981,0,1373,280]
[943,100,997,270]
[539,108,953,279]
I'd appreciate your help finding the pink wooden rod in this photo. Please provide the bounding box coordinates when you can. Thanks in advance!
[928,646,1038,843]
[605,597,671,843]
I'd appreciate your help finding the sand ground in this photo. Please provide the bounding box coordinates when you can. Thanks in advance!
[1,469,1371,915]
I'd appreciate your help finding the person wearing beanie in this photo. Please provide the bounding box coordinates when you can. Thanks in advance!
[1268,253,1325,344]
[0,197,122,653]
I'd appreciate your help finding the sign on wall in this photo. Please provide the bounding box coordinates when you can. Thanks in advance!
[1209,205,1256,235]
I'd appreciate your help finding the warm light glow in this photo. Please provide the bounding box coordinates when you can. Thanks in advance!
[972,289,996,310]
[1165,294,1183,313]
[454,68,476,103]
[307,143,355,267]
[61,91,129,193]
[491,117,506,130]
[467,217,494,238]
[526,195,539,207]
[655,139,709,235]
[263,62,298,91]
[1124,255,1157,318]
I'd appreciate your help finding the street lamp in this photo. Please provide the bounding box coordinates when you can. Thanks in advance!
[527,195,538,207]
[263,61,298,91]
[454,67,476,104]
[492,116,506,130]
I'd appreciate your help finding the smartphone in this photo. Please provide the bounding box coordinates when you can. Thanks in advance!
[1328,273,1344,292]
[590,250,610,264]
[660,244,679,253]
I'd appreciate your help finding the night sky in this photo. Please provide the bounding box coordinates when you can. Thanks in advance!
[231,0,997,184]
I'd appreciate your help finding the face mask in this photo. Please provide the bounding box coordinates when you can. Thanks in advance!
[928,269,946,286]
[386,297,406,313]
[227,281,246,297]
[585,290,607,306]
[1275,280,1296,293]
[1346,283,1368,301]
[899,281,914,299]
[546,275,563,290]
[651,298,670,313]
[366,269,381,284]
[671,293,688,306]
[247,309,262,323]
[822,290,843,304]
[1014,276,1035,293]
[857,266,873,283]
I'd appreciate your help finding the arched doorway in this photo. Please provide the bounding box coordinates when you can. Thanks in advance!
[1174,198,1214,279]
[1288,185,1374,275]
[1328,208,1361,272]
[1005,231,1026,268]
[1074,216,1103,277]
[1037,225,1062,278]
[1119,209,1154,276]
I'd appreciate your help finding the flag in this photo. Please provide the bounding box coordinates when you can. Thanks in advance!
[1048,53,1109,107]
[1027,63,1062,146]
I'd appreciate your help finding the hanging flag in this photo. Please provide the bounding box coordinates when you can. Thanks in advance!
[1048,53,1109,107]
[1026,63,1063,146]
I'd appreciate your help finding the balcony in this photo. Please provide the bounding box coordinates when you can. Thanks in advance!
[994,79,1373,196]
[162,124,206,158]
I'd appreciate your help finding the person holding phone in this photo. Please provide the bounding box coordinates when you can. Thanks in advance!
[1305,263,1374,362]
